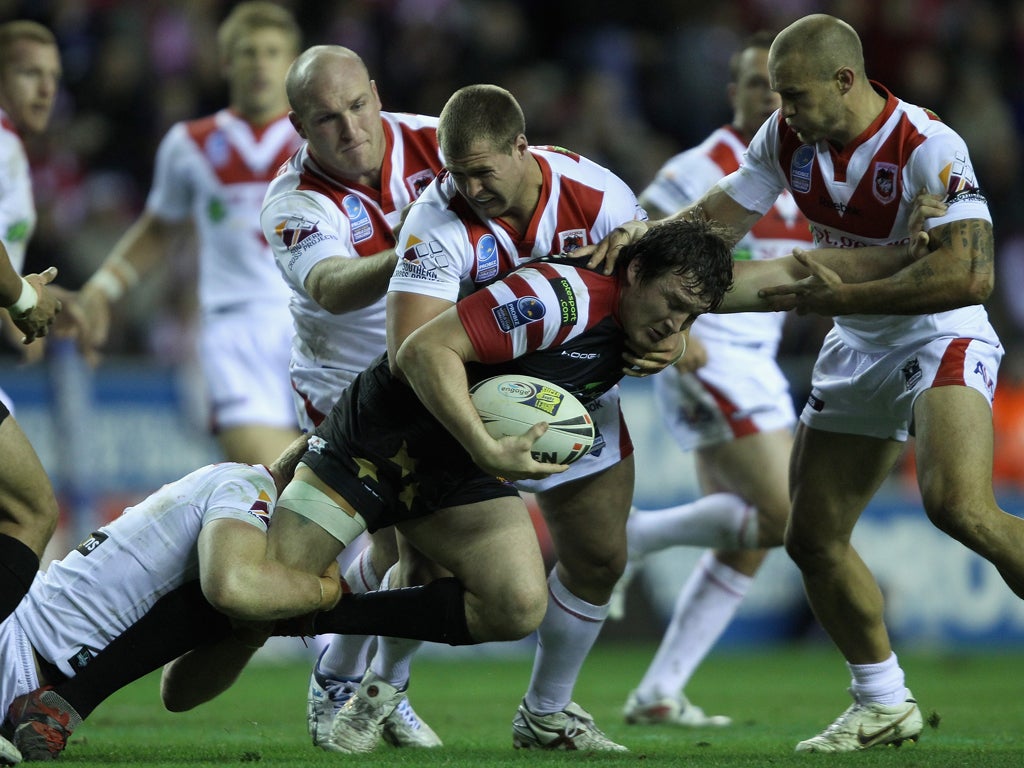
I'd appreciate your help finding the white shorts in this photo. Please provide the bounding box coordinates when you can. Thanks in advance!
[654,345,796,452]
[800,327,1003,441]
[0,617,40,719]
[516,385,633,494]
[199,306,297,432]
[290,364,362,432]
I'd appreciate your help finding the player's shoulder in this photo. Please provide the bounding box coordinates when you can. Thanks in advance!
[383,110,440,132]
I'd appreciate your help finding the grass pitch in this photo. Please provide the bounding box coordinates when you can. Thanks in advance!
[58,641,1024,767]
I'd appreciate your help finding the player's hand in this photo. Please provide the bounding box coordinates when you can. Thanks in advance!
[757,248,848,315]
[473,422,570,481]
[77,282,113,365]
[317,560,343,611]
[673,333,707,374]
[622,331,687,377]
[10,266,61,344]
[908,189,947,237]
[574,220,651,275]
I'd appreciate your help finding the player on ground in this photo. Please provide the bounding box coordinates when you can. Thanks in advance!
[79,2,303,465]
[610,30,813,728]
[260,44,446,749]
[587,13,1008,753]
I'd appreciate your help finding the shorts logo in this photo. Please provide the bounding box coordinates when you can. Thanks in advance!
[806,393,825,412]
[974,361,995,396]
[68,647,95,673]
[342,195,374,243]
[307,435,328,454]
[872,162,898,204]
[491,296,546,332]
[558,229,586,254]
[790,145,815,194]
[902,357,923,390]
[475,234,499,283]
[405,169,436,198]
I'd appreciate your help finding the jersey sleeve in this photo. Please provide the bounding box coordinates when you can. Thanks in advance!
[145,124,193,222]
[907,127,992,228]
[261,189,353,293]
[389,189,474,303]
[591,169,647,241]
[199,468,275,532]
[639,151,709,215]
[718,119,786,216]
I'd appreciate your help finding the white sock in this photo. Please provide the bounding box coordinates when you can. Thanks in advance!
[635,551,751,703]
[317,548,380,679]
[848,652,907,706]
[628,493,758,556]
[370,635,421,690]
[523,569,609,715]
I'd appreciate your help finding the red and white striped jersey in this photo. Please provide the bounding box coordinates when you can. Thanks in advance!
[0,109,36,273]
[642,125,813,349]
[390,146,645,304]
[262,112,442,418]
[458,258,626,405]
[720,83,993,351]
[146,109,301,312]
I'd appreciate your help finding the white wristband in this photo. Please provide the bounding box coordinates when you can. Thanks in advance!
[6,277,37,318]
[86,269,124,302]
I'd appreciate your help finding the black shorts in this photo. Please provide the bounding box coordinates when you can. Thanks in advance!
[301,354,518,532]
[0,399,8,425]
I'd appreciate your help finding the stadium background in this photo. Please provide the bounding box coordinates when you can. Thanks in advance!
[2,0,1024,653]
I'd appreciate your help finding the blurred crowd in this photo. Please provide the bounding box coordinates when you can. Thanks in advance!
[4,0,1024,477]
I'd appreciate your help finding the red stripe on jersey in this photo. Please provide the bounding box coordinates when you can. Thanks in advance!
[378,119,442,212]
[749,205,814,242]
[701,378,760,438]
[505,272,546,350]
[933,337,970,387]
[778,85,928,240]
[706,133,742,176]
[549,168,605,255]
[458,289,512,362]
[184,115,296,185]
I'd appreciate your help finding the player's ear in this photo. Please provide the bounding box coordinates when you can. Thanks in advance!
[288,111,305,139]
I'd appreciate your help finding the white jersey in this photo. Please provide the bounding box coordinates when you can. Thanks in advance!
[392,145,645,301]
[642,125,813,350]
[146,109,300,313]
[720,83,994,352]
[262,111,443,426]
[15,463,274,679]
[0,109,36,273]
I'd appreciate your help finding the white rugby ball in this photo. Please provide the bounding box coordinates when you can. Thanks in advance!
[469,375,595,464]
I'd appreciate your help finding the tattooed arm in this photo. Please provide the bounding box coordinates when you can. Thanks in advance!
[747,218,992,316]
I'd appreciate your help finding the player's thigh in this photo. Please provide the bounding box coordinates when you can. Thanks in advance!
[535,454,634,568]
[788,424,903,549]
[696,427,793,533]
[397,496,546,603]
[913,385,997,514]
[0,414,57,551]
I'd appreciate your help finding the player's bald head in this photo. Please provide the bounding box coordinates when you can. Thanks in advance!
[770,14,865,81]
[286,45,369,115]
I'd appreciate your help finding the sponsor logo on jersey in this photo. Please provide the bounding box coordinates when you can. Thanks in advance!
[817,196,861,215]
[939,152,979,199]
[4,219,28,242]
[207,197,226,222]
[551,278,578,326]
[204,130,231,167]
[475,234,499,282]
[560,350,599,359]
[402,235,450,271]
[902,357,923,390]
[275,215,332,250]
[247,490,273,528]
[342,194,374,243]
[75,530,108,557]
[872,162,898,204]
[405,169,436,198]
[790,145,815,194]
[558,229,586,253]
[307,435,328,454]
[491,296,546,331]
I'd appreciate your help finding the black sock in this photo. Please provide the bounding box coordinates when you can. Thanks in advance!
[0,534,39,623]
[277,577,475,646]
[52,580,230,719]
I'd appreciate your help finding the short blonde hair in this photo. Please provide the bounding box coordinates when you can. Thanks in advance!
[217,1,301,61]
[0,20,57,65]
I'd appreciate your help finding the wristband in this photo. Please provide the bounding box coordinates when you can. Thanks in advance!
[6,277,37,318]
[86,269,125,302]
[668,335,688,366]
[317,577,326,611]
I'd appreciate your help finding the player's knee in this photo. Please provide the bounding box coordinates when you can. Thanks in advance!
[923,494,986,544]
[476,580,547,641]
[783,523,839,570]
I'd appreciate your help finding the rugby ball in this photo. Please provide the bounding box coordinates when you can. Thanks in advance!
[469,375,595,464]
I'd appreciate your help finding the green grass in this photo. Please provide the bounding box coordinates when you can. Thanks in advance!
[56,641,1024,767]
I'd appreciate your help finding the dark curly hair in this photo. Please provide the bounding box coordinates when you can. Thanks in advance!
[617,219,735,313]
